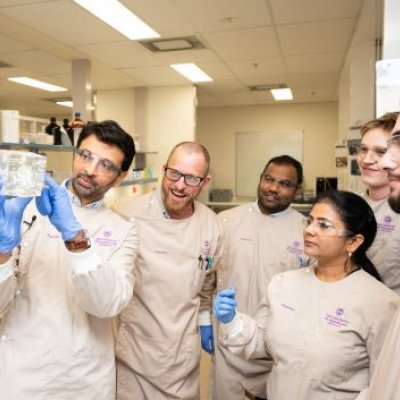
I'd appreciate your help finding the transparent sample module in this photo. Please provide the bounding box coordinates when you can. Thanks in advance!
[0,150,47,197]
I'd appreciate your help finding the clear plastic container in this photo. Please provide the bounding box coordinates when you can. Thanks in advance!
[0,150,47,197]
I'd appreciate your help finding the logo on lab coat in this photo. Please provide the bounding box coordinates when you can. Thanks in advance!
[378,215,395,233]
[94,229,117,247]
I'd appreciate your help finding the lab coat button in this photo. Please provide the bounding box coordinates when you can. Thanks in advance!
[22,241,30,248]
[305,268,311,273]
[15,289,21,296]
[1,335,7,341]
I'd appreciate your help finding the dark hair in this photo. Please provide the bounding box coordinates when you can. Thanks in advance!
[77,120,135,171]
[315,190,381,281]
[262,155,303,186]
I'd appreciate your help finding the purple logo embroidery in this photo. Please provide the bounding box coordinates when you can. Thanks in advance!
[94,229,117,247]
[287,241,303,256]
[324,307,348,328]
[378,215,395,232]
[384,215,392,224]
[336,307,345,317]
[201,240,211,256]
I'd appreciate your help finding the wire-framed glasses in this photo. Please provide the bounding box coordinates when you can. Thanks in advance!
[74,149,121,175]
[302,218,353,237]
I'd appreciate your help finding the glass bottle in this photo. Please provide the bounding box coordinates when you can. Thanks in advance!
[69,112,85,146]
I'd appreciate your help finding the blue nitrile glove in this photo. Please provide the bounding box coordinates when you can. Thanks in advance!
[0,178,32,252]
[214,288,237,324]
[35,175,82,241]
[200,325,214,354]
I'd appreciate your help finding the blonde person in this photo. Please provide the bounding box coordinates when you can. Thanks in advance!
[215,190,399,400]
[356,111,400,293]
[115,142,223,400]
[211,155,308,400]
[365,118,400,400]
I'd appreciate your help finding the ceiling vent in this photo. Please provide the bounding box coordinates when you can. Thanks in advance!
[249,83,287,91]
[139,36,206,53]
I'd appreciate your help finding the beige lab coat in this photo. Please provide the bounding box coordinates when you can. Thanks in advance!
[115,193,223,400]
[212,202,308,399]
[366,306,400,400]
[0,198,139,399]
[363,196,400,294]
[219,267,399,400]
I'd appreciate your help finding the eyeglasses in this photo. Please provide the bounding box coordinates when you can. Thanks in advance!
[74,149,121,175]
[261,174,297,189]
[164,167,205,187]
[302,218,353,237]
[357,144,387,161]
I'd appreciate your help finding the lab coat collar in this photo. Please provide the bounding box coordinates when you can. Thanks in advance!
[254,200,291,217]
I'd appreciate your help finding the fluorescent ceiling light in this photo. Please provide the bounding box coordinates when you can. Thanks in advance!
[170,63,213,83]
[271,88,293,101]
[73,0,160,40]
[56,100,73,108]
[8,77,67,92]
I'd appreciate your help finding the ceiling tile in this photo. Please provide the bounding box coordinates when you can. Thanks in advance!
[171,0,272,32]
[285,52,345,74]
[203,27,281,60]
[277,19,355,55]
[270,0,362,24]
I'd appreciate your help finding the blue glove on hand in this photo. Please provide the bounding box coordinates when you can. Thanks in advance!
[0,178,32,253]
[200,325,214,354]
[35,175,82,241]
[214,288,237,324]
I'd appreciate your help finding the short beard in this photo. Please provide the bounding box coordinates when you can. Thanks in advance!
[388,194,400,213]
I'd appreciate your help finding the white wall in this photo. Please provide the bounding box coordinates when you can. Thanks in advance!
[95,88,136,136]
[197,102,338,199]
[147,86,196,180]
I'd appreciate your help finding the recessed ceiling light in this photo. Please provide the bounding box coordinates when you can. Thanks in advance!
[56,100,73,108]
[170,63,213,83]
[73,0,159,40]
[8,77,67,92]
[271,88,293,101]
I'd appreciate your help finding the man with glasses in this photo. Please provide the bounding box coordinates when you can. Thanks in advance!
[356,112,400,294]
[211,155,308,400]
[115,141,223,400]
[0,120,138,399]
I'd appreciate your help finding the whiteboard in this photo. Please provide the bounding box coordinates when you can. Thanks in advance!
[235,130,303,197]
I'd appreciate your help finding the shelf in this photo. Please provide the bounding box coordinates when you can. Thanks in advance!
[0,142,74,151]
[0,142,158,155]
[120,177,157,186]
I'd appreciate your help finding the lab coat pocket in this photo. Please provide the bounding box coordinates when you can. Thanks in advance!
[161,332,201,389]
[116,325,168,379]
[190,257,207,296]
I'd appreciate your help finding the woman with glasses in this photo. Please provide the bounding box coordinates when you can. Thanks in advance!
[356,112,400,294]
[214,190,399,400]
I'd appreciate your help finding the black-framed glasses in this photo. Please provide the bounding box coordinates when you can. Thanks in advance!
[164,167,205,187]
[74,149,121,175]
[261,174,297,189]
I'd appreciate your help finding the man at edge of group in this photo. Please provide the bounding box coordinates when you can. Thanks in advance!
[211,154,309,400]
[366,113,400,400]
[115,141,223,400]
[0,120,139,399]
[356,111,400,294]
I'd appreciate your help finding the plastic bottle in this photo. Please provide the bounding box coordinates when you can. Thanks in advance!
[69,112,85,146]
[45,117,62,145]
